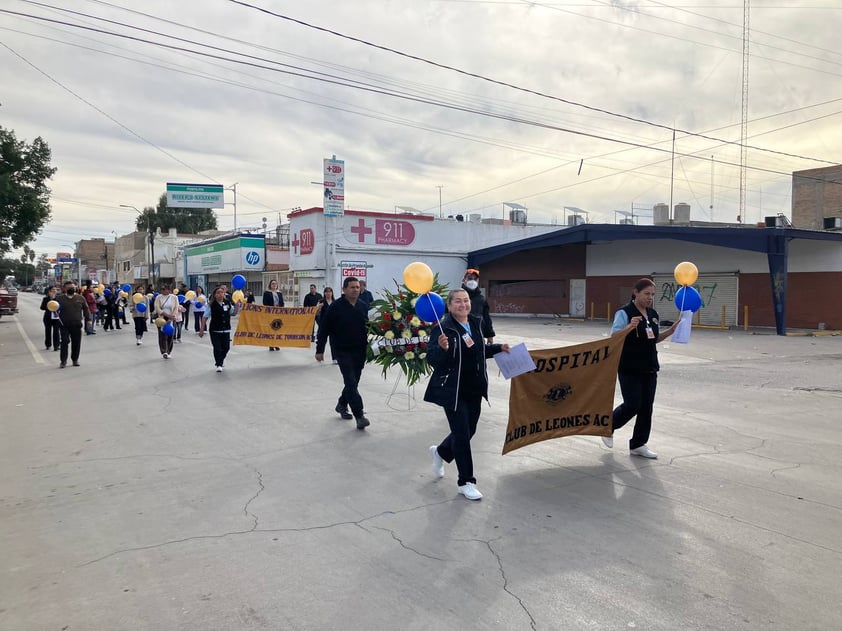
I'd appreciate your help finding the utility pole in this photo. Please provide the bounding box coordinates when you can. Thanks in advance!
[436,185,443,219]
[739,0,750,224]
[226,183,239,232]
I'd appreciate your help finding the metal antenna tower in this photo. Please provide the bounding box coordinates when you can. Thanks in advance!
[739,0,750,223]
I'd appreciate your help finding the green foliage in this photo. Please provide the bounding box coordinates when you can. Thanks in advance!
[0,126,57,254]
[366,275,450,387]
[135,194,218,234]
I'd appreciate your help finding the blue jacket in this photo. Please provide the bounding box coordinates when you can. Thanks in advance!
[423,313,503,410]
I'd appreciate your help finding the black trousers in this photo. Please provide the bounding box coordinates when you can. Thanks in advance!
[59,323,83,363]
[437,395,482,486]
[335,350,366,417]
[611,371,658,450]
[44,319,60,349]
[133,317,147,338]
[210,331,230,367]
[194,312,204,332]
[157,329,174,355]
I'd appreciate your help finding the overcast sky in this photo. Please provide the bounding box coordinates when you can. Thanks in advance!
[2,0,840,256]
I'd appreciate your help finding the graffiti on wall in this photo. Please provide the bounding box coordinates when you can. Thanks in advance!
[658,281,718,309]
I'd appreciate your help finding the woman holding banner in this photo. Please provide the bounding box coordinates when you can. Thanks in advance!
[262,279,285,351]
[199,285,240,373]
[604,278,678,459]
[424,289,509,501]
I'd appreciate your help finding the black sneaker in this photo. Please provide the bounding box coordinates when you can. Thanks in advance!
[334,403,353,420]
[72,361,80,367]
[355,415,370,430]
[59,362,66,369]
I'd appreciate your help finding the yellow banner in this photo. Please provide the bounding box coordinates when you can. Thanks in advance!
[503,335,626,455]
[233,304,319,348]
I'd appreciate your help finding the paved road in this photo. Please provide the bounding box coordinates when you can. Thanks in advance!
[2,292,841,630]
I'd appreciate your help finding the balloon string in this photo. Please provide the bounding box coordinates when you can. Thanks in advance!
[679,286,687,312]
[424,293,446,336]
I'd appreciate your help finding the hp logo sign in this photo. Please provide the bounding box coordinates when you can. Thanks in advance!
[245,250,261,265]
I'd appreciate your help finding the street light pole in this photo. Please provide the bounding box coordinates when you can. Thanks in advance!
[436,185,443,219]
[121,204,155,288]
[225,183,238,232]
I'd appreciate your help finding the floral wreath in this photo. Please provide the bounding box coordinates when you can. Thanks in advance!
[366,276,450,387]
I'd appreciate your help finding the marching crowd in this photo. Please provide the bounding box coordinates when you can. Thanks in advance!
[38,268,674,501]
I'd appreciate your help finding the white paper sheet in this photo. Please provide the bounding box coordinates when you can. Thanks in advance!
[493,342,537,379]
[671,310,693,344]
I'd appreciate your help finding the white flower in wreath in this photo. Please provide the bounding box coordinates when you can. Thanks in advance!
[418,329,427,337]
[410,297,418,308]
[384,330,395,339]
[418,352,427,359]
[386,345,394,353]
[402,330,412,338]
[392,310,402,320]
[409,315,421,327]
[405,351,415,360]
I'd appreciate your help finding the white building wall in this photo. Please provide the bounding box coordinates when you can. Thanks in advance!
[788,239,842,272]
[290,211,560,298]
[586,240,770,275]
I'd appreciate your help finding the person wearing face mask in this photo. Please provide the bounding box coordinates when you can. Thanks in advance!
[55,281,92,368]
[461,268,495,344]
[40,286,61,351]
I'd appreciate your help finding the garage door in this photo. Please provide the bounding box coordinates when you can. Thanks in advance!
[652,272,739,327]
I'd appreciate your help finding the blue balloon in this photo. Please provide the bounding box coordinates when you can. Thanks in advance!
[162,322,175,336]
[136,302,147,313]
[177,294,186,303]
[103,288,112,296]
[122,283,131,293]
[415,292,445,323]
[674,286,702,312]
[231,274,247,290]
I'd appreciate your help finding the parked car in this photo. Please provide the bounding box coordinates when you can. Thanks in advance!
[0,280,19,318]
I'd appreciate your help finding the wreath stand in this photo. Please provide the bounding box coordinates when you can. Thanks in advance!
[386,371,417,411]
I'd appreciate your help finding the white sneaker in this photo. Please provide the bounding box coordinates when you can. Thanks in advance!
[458,483,482,501]
[630,445,658,459]
[429,445,444,479]
[216,366,223,373]
[162,353,169,359]
[601,435,614,448]
[136,340,141,346]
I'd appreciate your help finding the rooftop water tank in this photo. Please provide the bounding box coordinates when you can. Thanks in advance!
[653,203,669,224]
[674,203,691,224]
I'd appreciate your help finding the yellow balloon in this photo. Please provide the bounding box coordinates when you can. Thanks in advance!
[184,290,196,300]
[196,295,206,303]
[674,261,699,286]
[403,261,434,294]
[47,300,60,312]
[173,288,179,295]
[146,293,153,299]
[232,290,245,304]
[119,291,128,298]
[132,292,144,304]
[97,284,105,294]
[155,317,166,328]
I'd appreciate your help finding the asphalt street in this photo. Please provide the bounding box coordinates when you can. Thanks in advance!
[2,291,841,630]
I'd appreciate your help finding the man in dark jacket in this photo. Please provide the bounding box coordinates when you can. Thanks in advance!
[55,280,92,368]
[462,268,495,344]
[315,277,370,429]
[303,284,322,342]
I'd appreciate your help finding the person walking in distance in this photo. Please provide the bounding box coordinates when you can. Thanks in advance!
[153,283,178,359]
[131,284,148,345]
[315,277,370,429]
[199,285,240,372]
[303,283,322,342]
[55,280,92,368]
[191,286,206,332]
[424,289,509,500]
[358,280,374,307]
[602,278,678,459]
[262,279,285,351]
[462,268,495,344]
[40,286,61,351]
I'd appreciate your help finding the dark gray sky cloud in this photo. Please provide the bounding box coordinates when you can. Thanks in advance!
[1,0,840,255]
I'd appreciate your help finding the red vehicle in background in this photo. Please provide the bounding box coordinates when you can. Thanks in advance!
[0,278,20,319]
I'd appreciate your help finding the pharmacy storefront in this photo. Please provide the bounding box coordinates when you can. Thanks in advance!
[184,234,266,293]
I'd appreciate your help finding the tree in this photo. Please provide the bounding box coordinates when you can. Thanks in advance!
[0,126,57,254]
[135,194,217,234]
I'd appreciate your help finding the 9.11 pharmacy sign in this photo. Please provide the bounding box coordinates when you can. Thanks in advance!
[166,183,225,208]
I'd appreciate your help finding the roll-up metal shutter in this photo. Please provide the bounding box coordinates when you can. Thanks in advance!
[651,272,739,327]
